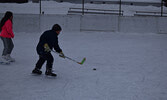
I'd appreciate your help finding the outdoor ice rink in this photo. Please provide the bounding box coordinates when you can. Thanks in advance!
[0,31,167,100]
[0,0,167,99]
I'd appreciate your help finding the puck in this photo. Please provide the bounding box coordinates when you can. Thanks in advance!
[93,68,96,70]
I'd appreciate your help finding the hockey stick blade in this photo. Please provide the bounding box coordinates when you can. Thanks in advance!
[47,46,86,65]
[78,58,86,65]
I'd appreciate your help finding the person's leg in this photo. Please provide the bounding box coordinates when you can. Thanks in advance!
[36,56,46,69]
[32,55,46,74]
[45,53,56,76]
[6,38,15,62]
[46,53,54,70]
[7,38,14,55]
[1,37,15,62]
[1,37,9,56]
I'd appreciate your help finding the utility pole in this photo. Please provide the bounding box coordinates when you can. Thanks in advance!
[40,0,41,14]
[119,0,122,16]
[82,0,84,15]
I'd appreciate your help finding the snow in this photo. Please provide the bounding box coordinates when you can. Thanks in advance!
[0,1,166,16]
[0,31,167,100]
[0,1,167,100]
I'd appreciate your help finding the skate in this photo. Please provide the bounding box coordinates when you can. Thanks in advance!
[32,68,42,75]
[45,69,57,77]
[0,61,10,65]
[6,54,15,62]
[0,56,10,65]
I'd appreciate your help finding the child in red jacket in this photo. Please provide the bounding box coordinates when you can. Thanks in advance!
[0,11,15,63]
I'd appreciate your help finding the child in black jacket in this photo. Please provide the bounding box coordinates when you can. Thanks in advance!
[32,24,65,76]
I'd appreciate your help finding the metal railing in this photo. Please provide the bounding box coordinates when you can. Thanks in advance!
[68,8,123,16]
[70,0,167,17]
[79,0,123,16]
[134,11,167,17]
[37,0,167,17]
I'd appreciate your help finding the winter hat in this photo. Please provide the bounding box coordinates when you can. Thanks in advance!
[52,24,62,31]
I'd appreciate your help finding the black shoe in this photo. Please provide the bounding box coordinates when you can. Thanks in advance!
[32,68,42,75]
[45,70,57,77]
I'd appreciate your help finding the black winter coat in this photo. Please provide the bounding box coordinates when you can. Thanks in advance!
[36,30,62,55]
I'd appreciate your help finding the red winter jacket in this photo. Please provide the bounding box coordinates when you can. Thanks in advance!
[0,19,14,38]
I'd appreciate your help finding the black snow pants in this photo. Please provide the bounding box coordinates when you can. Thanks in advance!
[35,53,54,70]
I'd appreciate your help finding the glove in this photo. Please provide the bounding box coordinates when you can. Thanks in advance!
[59,52,65,58]
[44,43,50,52]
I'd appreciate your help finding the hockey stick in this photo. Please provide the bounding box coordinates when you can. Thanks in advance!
[51,50,86,65]
[44,44,86,65]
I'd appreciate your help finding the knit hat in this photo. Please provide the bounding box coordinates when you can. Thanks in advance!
[52,24,62,31]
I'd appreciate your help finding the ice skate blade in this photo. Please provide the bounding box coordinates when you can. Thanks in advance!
[45,74,57,78]
[0,62,10,65]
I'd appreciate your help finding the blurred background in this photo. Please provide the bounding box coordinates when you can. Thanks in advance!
[0,0,166,17]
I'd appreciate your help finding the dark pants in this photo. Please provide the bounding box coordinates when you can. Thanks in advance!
[35,53,54,70]
[1,37,14,56]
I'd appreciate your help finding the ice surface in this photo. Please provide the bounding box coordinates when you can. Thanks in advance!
[0,31,167,100]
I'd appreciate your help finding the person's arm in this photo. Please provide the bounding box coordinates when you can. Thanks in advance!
[54,40,62,53]
[54,39,65,58]
[37,33,49,55]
